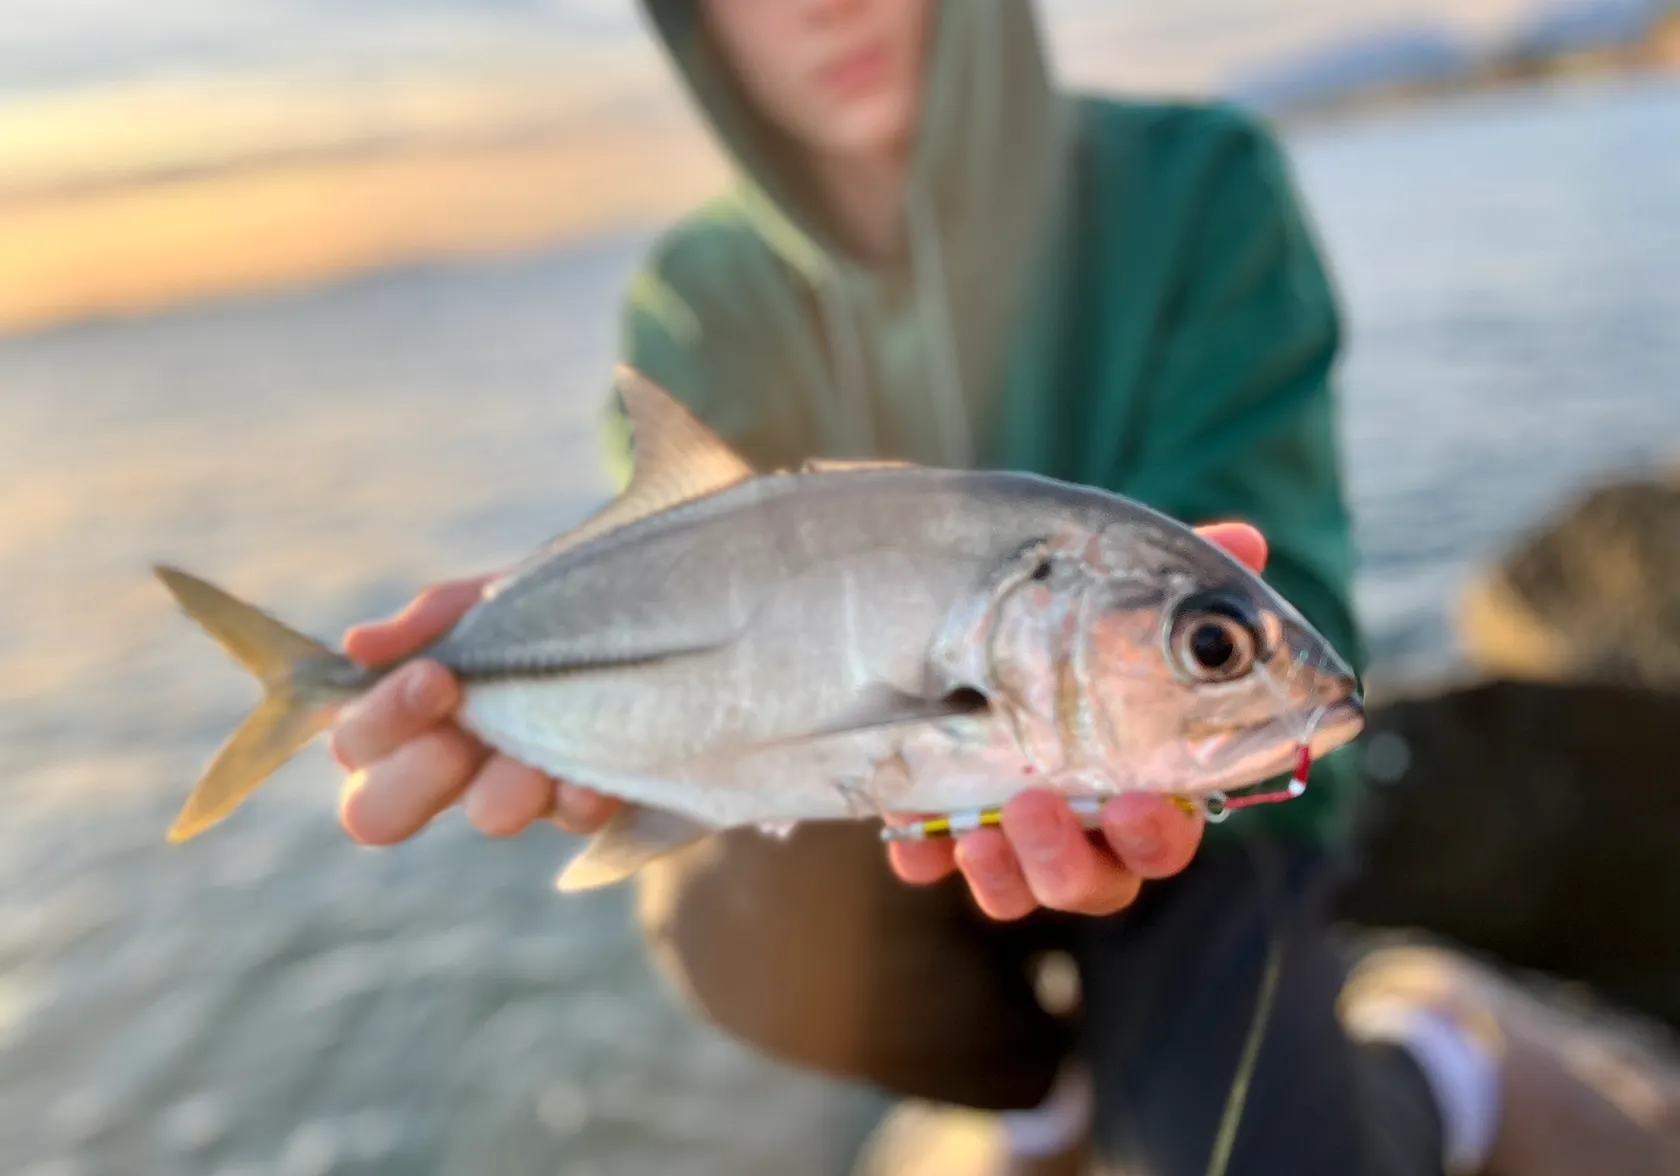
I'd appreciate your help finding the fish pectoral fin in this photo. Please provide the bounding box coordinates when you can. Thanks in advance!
[672,685,989,776]
[554,805,713,893]
[800,683,990,740]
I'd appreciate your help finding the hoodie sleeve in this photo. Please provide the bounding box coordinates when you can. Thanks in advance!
[1125,111,1365,681]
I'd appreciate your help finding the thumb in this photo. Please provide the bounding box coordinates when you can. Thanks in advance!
[344,573,497,666]
[1196,522,1268,574]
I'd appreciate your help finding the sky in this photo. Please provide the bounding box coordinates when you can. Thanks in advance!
[0,0,640,95]
[0,0,1552,98]
[0,0,1587,195]
[0,0,1621,334]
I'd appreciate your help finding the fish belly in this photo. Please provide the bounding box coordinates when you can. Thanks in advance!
[458,666,1081,831]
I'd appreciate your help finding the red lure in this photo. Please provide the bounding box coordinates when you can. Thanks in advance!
[1218,743,1311,812]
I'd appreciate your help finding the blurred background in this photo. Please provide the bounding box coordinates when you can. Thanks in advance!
[2,1,1677,1174]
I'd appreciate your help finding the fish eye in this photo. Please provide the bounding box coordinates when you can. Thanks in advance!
[1167,593,1262,683]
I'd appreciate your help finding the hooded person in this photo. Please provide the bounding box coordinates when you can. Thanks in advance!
[324,3,1680,1173]
[606,4,1365,766]
[603,3,1451,1176]
[610,0,1365,816]
[311,1,1680,1168]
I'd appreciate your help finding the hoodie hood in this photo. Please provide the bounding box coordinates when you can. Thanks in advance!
[637,0,1073,467]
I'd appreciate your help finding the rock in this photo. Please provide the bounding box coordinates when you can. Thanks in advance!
[1458,471,1680,687]
[1331,677,1680,1034]
[1360,468,1680,1031]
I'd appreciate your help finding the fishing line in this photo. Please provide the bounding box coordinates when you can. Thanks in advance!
[1202,830,1292,1176]
[876,619,1331,1176]
[1197,669,1330,1173]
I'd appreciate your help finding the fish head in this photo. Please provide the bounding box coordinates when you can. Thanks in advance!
[1097,577,1364,795]
[978,519,1364,797]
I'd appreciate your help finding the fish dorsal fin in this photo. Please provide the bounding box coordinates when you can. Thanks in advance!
[489,367,756,593]
[612,364,756,506]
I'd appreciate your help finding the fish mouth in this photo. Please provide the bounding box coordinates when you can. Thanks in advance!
[1189,690,1365,796]
[1306,694,1365,757]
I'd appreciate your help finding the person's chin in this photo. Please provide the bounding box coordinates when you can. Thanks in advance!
[821,100,914,161]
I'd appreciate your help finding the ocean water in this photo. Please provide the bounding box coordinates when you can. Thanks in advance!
[1300,76,1680,677]
[0,75,1676,1175]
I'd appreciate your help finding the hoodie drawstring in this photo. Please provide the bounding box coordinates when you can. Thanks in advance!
[814,278,879,455]
[809,189,971,469]
[908,189,973,469]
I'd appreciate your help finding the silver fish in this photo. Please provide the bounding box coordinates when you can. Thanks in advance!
[155,366,1364,890]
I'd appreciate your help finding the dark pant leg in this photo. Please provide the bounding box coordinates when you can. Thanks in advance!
[1073,837,1445,1176]
[634,820,1076,1110]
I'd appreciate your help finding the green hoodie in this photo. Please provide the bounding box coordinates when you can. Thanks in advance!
[608,0,1365,846]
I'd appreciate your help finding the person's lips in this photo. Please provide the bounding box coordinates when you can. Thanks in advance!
[818,42,891,97]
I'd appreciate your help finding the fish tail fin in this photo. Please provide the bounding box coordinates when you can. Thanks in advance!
[154,565,367,842]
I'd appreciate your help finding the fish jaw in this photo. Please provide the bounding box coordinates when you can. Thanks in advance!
[1166,693,1365,797]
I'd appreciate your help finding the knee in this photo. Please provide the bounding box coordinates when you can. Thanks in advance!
[632,824,883,1075]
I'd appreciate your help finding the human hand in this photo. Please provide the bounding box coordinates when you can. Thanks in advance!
[886,521,1270,921]
[331,573,622,845]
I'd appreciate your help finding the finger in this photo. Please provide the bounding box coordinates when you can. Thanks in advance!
[888,838,958,885]
[880,812,957,885]
[1100,792,1203,880]
[464,755,558,838]
[343,573,497,667]
[1196,522,1268,573]
[953,827,1037,921]
[339,726,486,845]
[328,660,459,771]
[1000,791,1141,916]
[551,783,623,836]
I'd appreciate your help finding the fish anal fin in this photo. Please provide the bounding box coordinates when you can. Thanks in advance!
[554,805,712,893]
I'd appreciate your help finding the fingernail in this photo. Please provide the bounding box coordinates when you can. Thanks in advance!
[552,788,586,833]
[1112,815,1163,864]
[954,837,1007,889]
[978,861,1017,896]
[1011,804,1063,864]
[404,663,442,711]
[336,694,367,726]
